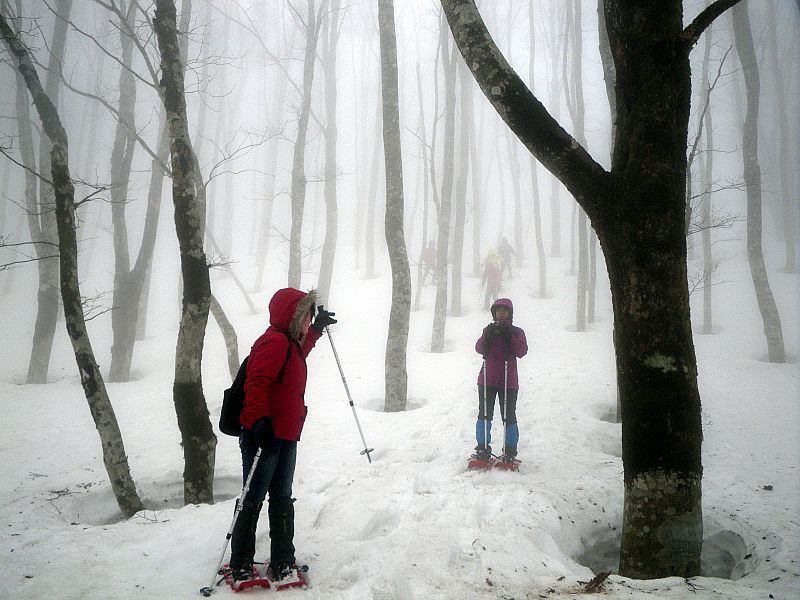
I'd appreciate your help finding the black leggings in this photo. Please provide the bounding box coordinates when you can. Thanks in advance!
[477,386,518,423]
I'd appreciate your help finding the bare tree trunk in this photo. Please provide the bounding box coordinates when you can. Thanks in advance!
[431,16,456,353]
[450,58,469,316]
[378,0,410,412]
[210,293,239,380]
[546,0,563,258]
[154,0,216,505]
[318,0,342,304]
[529,0,546,298]
[136,119,169,341]
[26,0,73,384]
[765,0,796,273]
[442,0,741,578]
[564,0,588,331]
[732,2,786,363]
[1,10,143,517]
[412,63,431,311]
[701,21,714,335]
[108,0,140,382]
[288,0,321,288]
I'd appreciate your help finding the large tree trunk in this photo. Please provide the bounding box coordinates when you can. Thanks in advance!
[378,0,411,412]
[1,10,144,518]
[732,2,786,363]
[318,0,342,304]
[25,0,73,384]
[441,0,741,578]
[154,0,216,506]
[288,0,321,288]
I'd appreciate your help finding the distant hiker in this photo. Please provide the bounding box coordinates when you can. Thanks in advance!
[228,288,336,584]
[498,237,515,278]
[481,251,503,309]
[420,240,437,285]
[472,298,528,465]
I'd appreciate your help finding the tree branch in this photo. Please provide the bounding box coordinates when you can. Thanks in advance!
[682,0,744,48]
[440,0,609,219]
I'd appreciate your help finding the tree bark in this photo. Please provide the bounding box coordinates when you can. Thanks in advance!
[441,0,740,578]
[154,0,216,505]
[1,9,143,518]
[378,0,411,412]
[731,2,786,363]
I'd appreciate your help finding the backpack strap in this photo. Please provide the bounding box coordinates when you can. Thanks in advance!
[274,333,293,385]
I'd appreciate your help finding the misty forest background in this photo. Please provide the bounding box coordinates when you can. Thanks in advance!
[0,0,798,583]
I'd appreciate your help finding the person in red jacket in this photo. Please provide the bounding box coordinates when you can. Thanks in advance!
[229,287,336,583]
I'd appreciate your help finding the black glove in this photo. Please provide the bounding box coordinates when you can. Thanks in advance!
[499,323,514,344]
[312,305,337,333]
[253,417,276,449]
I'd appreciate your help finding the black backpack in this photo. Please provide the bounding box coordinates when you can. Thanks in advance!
[219,336,292,436]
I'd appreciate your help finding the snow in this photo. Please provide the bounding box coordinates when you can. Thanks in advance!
[1,252,798,600]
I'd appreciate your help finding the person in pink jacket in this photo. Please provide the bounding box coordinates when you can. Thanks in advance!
[474,297,528,462]
[229,288,336,583]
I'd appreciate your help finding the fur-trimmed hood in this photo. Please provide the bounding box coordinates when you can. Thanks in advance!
[268,288,318,340]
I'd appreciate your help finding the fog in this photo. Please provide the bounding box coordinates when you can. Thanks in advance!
[2,1,797,321]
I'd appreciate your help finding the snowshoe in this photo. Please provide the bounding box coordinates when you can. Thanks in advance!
[267,562,309,591]
[494,452,520,471]
[220,563,271,592]
[468,446,495,470]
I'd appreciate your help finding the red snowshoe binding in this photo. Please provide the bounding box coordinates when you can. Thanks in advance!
[221,563,271,592]
[268,561,309,591]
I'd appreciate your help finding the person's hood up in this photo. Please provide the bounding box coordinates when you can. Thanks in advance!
[491,297,514,321]
[268,288,318,340]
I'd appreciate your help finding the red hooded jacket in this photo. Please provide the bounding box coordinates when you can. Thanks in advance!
[240,288,321,440]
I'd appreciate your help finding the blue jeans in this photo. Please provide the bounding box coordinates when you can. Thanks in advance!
[240,428,297,504]
[230,429,298,567]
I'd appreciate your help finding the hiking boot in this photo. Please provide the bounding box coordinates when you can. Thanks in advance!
[267,561,294,581]
[229,563,256,582]
[473,445,492,461]
[501,446,518,462]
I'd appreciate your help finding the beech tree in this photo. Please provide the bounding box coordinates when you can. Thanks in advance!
[731,2,786,363]
[377,0,410,412]
[442,0,743,579]
[153,0,215,505]
[25,0,72,384]
[1,8,143,517]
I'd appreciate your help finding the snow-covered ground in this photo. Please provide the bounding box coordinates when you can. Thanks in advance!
[1,249,798,599]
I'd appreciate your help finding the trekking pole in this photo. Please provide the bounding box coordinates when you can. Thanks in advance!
[482,359,489,454]
[502,360,509,458]
[325,326,374,463]
[200,448,262,597]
